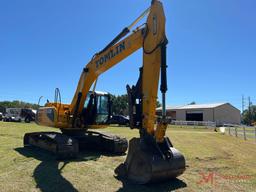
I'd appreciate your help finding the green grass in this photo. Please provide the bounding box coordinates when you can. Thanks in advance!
[0,122,255,192]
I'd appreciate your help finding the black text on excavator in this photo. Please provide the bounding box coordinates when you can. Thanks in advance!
[24,0,186,184]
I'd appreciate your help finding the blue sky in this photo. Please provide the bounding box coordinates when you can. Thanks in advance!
[0,0,255,111]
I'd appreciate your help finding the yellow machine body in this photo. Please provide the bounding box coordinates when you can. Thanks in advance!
[31,0,185,184]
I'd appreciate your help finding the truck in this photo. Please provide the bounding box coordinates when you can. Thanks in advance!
[3,108,36,123]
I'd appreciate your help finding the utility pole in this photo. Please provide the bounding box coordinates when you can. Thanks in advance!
[242,95,245,113]
[248,97,252,126]
[241,95,245,124]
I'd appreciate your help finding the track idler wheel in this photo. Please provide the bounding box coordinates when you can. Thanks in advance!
[115,137,185,184]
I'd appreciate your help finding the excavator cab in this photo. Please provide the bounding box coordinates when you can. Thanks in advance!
[82,91,111,126]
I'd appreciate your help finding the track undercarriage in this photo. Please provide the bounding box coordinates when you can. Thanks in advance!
[24,131,128,159]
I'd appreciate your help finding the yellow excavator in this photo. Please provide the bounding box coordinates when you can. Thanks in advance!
[24,0,185,184]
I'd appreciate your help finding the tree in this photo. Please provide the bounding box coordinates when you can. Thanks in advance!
[156,100,161,108]
[110,94,128,115]
[189,101,196,105]
[110,94,161,115]
[242,105,256,125]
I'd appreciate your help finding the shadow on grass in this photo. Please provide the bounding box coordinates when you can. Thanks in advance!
[15,147,102,192]
[115,176,187,192]
[15,147,187,192]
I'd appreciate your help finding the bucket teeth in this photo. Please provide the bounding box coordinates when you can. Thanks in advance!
[115,137,186,184]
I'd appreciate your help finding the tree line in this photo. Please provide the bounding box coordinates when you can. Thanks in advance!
[0,100,39,112]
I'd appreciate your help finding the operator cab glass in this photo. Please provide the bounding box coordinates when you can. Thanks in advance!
[96,95,109,123]
[83,91,110,125]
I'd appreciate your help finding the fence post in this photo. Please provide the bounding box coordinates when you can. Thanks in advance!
[235,127,238,137]
[243,126,246,140]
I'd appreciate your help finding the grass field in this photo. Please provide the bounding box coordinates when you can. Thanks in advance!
[0,122,255,192]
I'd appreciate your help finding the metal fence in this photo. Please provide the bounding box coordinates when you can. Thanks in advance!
[171,120,216,128]
[225,125,256,142]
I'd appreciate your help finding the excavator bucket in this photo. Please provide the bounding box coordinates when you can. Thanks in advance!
[115,137,185,184]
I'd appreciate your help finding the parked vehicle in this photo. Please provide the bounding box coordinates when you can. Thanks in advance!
[107,115,129,126]
[3,108,36,123]
[156,116,172,124]
[0,112,3,121]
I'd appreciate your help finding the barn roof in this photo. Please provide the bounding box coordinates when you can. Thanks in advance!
[156,103,227,111]
[179,103,226,109]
